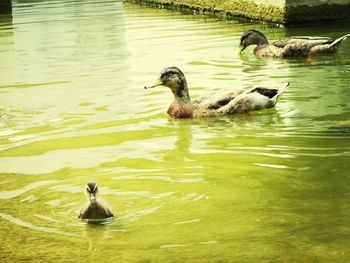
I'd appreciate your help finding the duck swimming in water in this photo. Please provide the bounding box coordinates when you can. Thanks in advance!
[240,29,350,57]
[144,67,289,118]
[78,182,114,220]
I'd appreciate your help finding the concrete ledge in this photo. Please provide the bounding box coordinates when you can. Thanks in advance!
[124,0,350,25]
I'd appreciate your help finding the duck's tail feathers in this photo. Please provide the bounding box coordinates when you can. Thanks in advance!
[330,33,350,48]
[276,82,290,96]
[245,82,289,97]
[271,82,290,102]
[265,82,289,106]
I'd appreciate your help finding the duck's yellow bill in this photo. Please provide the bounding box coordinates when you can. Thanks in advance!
[144,77,163,89]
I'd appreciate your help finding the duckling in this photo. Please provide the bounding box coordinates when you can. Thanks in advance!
[240,29,350,57]
[78,182,114,220]
[144,67,289,118]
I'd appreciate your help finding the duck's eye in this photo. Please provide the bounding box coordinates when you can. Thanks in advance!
[161,72,176,81]
[161,73,169,80]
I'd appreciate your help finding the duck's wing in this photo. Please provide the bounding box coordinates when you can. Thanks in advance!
[281,34,349,56]
[217,83,289,115]
[192,95,207,107]
[107,209,114,218]
[196,89,245,110]
[249,87,278,98]
[246,83,289,105]
[273,36,335,48]
[192,89,246,117]
[281,42,315,57]
[96,202,114,218]
[79,204,93,219]
[104,207,114,218]
[274,34,349,53]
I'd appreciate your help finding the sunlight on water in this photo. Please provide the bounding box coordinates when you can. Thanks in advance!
[0,0,350,262]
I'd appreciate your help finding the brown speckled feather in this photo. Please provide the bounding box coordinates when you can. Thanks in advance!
[272,36,335,48]
[254,45,283,57]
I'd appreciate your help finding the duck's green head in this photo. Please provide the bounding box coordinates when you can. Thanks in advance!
[86,181,98,202]
[240,29,269,52]
[145,67,190,99]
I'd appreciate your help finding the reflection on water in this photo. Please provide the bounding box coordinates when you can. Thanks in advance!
[0,0,350,262]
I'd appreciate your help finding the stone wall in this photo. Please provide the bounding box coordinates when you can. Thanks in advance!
[285,0,350,24]
[124,0,350,25]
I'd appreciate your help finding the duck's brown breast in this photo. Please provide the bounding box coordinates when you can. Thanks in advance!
[167,101,193,118]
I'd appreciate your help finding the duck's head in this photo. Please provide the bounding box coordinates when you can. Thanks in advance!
[145,67,190,100]
[85,181,98,202]
[240,29,269,52]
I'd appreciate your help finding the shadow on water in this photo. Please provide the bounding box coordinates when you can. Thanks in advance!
[0,11,14,93]
[0,13,12,25]
[0,0,12,14]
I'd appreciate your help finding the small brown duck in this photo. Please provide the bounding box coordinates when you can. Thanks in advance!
[78,182,114,221]
[240,29,350,57]
[144,67,289,118]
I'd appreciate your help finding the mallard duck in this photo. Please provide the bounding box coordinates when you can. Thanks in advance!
[78,182,114,220]
[144,67,289,118]
[240,29,350,57]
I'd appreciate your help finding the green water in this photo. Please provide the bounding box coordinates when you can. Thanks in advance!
[1,0,350,262]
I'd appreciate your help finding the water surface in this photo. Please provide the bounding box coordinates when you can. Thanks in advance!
[1,0,350,262]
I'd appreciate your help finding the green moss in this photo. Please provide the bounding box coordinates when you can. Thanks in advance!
[125,0,286,23]
[124,0,350,25]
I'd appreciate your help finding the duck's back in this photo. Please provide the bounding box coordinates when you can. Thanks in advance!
[192,89,244,117]
[272,36,339,57]
[272,36,335,48]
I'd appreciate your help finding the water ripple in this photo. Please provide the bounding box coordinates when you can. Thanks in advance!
[112,175,203,183]
[0,180,58,199]
[0,212,80,237]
